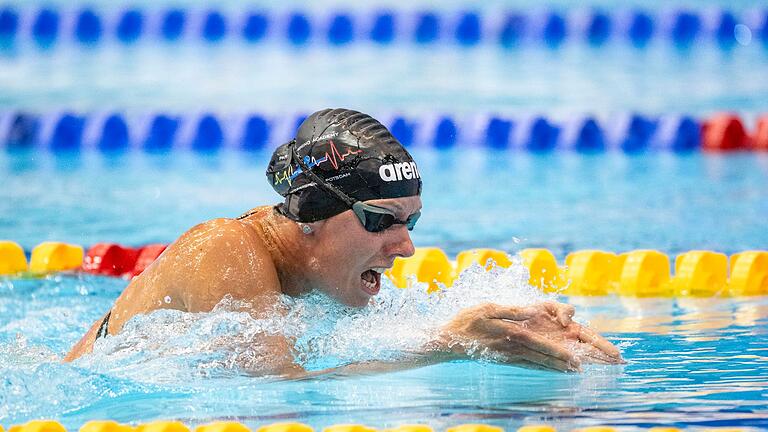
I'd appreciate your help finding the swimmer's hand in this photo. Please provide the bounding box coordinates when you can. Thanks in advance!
[436,302,624,372]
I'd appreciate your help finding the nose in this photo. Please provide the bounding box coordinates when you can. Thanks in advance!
[386,225,416,259]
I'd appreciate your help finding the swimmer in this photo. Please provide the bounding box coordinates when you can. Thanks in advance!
[65,108,623,374]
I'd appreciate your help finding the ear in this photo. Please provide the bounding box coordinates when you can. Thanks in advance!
[310,210,357,237]
[307,219,326,231]
[297,222,322,235]
[304,218,333,237]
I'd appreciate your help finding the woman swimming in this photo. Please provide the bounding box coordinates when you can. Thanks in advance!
[65,108,623,374]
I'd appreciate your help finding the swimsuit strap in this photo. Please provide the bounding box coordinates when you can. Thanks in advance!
[236,209,260,220]
[236,205,280,221]
[95,311,111,340]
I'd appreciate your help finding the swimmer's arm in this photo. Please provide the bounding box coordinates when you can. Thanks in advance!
[279,302,624,379]
[161,218,282,313]
[431,302,624,371]
[65,218,271,361]
[63,311,110,362]
[166,218,303,376]
[89,218,276,336]
[282,356,457,381]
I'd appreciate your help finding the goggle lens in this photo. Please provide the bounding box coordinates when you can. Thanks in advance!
[362,209,420,233]
[353,202,420,233]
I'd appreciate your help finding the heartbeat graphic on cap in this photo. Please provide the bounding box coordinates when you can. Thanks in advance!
[273,140,363,187]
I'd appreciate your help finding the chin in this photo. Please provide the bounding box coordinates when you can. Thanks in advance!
[337,291,371,308]
[322,285,370,308]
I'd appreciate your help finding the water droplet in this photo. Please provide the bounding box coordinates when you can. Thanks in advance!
[734,24,752,46]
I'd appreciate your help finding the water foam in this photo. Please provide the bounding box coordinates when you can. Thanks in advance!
[74,257,555,380]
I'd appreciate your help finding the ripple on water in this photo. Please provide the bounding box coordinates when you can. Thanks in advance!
[1,263,767,430]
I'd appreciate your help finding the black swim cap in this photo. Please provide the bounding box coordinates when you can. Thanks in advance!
[266,109,422,222]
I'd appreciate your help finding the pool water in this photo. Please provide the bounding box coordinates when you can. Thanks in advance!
[3,0,768,430]
[1,150,767,257]
[1,150,768,431]
[2,44,768,116]
[1,260,768,431]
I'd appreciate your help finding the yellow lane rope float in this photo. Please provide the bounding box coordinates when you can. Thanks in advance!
[1,420,751,432]
[1,240,766,297]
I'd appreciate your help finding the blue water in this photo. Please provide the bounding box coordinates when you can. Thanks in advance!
[1,265,768,431]
[1,149,768,431]
[2,44,768,115]
[3,1,768,430]
[1,150,767,257]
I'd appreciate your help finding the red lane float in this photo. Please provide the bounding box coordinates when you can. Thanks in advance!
[701,113,750,152]
[754,115,768,152]
[83,243,140,277]
[83,243,167,278]
[130,244,167,277]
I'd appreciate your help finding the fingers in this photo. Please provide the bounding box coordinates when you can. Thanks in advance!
[565,339,617,365]
[486,304,536,321]
[538,301,574,326]
[557,304,575,327]
[492,302,575,329]
[500,321,580,365]
[481,302,624,369]
[577,325,624,362]
[515,346,582,372]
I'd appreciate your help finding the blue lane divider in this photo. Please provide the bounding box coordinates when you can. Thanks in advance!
[161,9,185,41]
[116,9,143,43]
[0,7,766,49]
[203,10,227,42]
[50,113,85,151]
[456,12,481,46]
[243,12,268,42]
[328,13,354,45]
[671,11,701,47]
[587,12,611,46]
[414,12,440,44]
[4,112,40,150]
[31,8,59,46]
[499,13,526,47]
[0,111,722,153]
[620,114,657,152]
[99,114,130,151]
[0,8,19,40]
[543,12,567,47]
[628,10,654,47]
[75,8,102,44]
[145,114,179,152]
[371,11,395,44]
[287,12,311,45]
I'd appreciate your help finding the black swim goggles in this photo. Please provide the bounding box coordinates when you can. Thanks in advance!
[291,141,420,233]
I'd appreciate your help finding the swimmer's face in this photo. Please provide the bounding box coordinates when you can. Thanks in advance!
[308,196,421,307]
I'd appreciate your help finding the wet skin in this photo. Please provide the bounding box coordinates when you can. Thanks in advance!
[65,196,623,373]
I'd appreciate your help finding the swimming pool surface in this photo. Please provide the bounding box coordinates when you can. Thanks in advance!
[1,150,767,431]
[1,258,768,431]
[2,0,768,430]
[1,150,767,256]
[2,44,768,116]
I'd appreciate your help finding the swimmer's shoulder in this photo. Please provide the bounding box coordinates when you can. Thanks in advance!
[135,212,282,312]
[181,204,278,251]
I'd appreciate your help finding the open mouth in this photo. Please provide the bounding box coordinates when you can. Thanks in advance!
[360,268,384,296]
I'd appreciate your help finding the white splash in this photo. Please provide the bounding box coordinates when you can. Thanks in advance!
[76,259,554,381]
